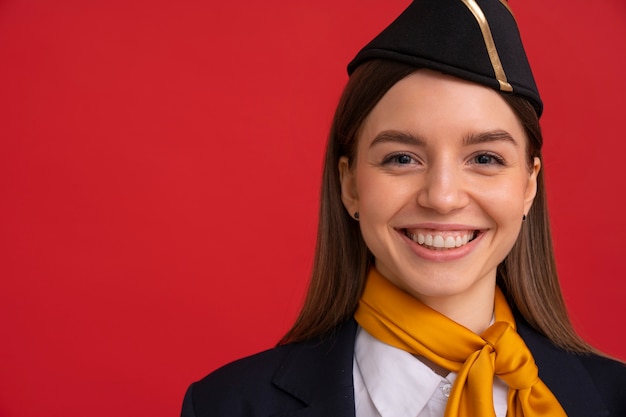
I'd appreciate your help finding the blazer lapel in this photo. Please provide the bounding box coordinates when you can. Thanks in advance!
[271,320,358,417]
[518,319,609,417]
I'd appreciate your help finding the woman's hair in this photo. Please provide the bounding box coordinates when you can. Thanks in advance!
[280,59,595,353]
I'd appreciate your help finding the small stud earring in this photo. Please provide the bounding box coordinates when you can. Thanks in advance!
[354,212,359,220]
[522,214,527,222]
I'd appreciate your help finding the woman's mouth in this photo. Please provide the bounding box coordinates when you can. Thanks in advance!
[403,229,478,250]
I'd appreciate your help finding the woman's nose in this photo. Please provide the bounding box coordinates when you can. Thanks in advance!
[416,163,469,214]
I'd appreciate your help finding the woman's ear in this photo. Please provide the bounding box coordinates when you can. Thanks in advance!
[523,157,541,214]
[338,156,359,216]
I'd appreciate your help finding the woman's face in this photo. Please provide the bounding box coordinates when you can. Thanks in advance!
[339,69,540,315]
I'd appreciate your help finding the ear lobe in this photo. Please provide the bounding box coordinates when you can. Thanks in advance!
[523,157,541,213]
[338,156,359,215]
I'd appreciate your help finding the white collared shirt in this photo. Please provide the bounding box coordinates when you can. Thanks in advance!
[353,326,509,417]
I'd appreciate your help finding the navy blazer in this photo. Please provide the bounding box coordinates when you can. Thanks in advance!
[181,319,626,417]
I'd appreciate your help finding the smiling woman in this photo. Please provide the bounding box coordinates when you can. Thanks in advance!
[180,1,626,416]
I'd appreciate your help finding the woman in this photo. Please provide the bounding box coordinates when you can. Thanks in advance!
[181,1,626,416]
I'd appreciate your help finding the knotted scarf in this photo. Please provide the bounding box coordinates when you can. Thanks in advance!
[354,268,566,417]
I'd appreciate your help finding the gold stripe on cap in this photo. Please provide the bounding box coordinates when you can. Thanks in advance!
[460,0,513,92]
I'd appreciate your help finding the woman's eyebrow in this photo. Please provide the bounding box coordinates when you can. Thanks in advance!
[369,130,426,148]
[369,129,518,148]
[463,130,518,146]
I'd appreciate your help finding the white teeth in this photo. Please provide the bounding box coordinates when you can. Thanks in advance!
[433,235,445,248]
[408,230,475,249]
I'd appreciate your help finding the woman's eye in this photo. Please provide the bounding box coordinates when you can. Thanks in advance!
[472,153,504,165]
[395,154,413,164]
[383,153,415,165]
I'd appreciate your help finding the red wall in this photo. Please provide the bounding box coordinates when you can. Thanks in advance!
[1,1,625,416]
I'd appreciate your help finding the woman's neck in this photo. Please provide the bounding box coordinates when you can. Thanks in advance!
[413,284,496,334]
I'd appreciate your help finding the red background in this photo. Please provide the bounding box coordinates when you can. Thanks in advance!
[1,1,625,416]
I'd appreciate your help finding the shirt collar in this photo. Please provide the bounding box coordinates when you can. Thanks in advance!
[354,326,451,416]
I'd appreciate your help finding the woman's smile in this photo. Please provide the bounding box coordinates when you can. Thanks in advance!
[402,228,477,249]
[396,225,485,264]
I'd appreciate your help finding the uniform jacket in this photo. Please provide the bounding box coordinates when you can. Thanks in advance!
[181,319,626,417]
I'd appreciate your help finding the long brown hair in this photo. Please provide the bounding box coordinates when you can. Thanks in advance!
[281,59,594,353]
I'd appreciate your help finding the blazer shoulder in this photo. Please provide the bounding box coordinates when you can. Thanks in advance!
[577,353,626,416]
[181,320,358,417]
[182,344,302,417]
[195,344,293,389]
[516,315,626,417]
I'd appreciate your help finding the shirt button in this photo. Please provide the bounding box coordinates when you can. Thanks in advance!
[442,383,452,398]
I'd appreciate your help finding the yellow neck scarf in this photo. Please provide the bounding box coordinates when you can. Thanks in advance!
[354,268,566,417]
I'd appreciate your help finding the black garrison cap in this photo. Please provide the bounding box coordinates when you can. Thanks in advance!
[347,0,543,117]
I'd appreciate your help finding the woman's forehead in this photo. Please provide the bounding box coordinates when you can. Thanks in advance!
[359,69,525,140]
